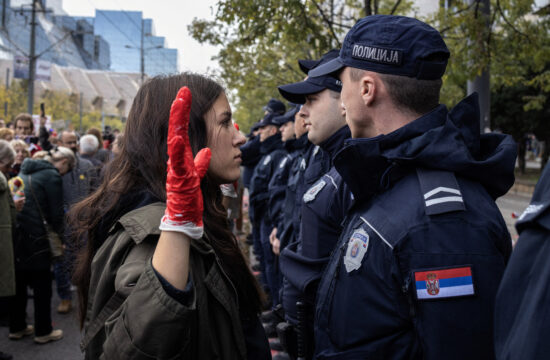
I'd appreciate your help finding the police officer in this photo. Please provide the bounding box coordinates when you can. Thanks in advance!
[242,99,285,286]
[277,51,342,253]
[268,106,300,259]
[276,50,353,359]
[309,15,517,359]
[494,163,550,360]
[249,111,287,308]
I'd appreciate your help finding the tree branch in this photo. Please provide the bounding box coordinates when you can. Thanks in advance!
[390,0,403,15]
[365,0,372,16]
[496,0,531,40]
[310,0,341,47]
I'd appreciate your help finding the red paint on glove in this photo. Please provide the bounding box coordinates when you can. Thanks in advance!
[163,86,211,228]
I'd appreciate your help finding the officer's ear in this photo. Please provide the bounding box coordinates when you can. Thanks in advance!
[360,72,377,107]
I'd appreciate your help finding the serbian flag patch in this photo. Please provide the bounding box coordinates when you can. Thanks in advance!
[414,266,475,300]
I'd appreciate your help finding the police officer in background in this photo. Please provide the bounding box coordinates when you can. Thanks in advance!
[276,49,352,359]
[249,111,287,309]
[268,106,300,260]
[242,99,285,286]
[309,15,517,359]
[494,163,550,360]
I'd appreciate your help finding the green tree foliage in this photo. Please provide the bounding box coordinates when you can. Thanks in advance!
[0,80,125,133]
[190,0,550,141]
[189,0,413,132]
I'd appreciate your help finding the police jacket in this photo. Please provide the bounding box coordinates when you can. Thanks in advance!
[278,133,310,249]
[249,133,285,219]
[241,135,262,189]
[84,201,268,360]
[295,141,331,233]
[280,125,352,324]
[267,138,298,231]
[494,163,550,360]
[315,94,517,360]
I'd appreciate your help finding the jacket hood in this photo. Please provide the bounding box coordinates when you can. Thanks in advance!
[20,158,57,175]
[334,94,517,201]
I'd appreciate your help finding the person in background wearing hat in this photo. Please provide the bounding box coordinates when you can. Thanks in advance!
[242,99,286,294]
[249,108,287,311]
[310,15,516,359]
[276,50,352,358]
[260,106,300,344]
[277,51,342,265]
[267,105,300,261]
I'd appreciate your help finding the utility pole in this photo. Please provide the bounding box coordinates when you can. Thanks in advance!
[79,92,83,132]
[467,0,491,133]
[27,0,37,114]
[4,68,9,117]
[140,18,144,84]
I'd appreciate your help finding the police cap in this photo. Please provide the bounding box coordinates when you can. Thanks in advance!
[272,106,300,126]
[263,98,286,115]
[278,50,342,104]
[309,15,449,80]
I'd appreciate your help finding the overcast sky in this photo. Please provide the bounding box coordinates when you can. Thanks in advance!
[61,0,220,74]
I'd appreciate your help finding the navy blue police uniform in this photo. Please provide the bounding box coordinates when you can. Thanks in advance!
[278,49,343,253]
[494,163,550,360]
[280,125,352,327]
[241,124,262,190]
[277,133,311,251]
[309,15,518,360]
[267,107,300,237]
[243,99,285,290]
[249,113,287,307]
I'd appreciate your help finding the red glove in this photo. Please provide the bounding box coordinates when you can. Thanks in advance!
[159,87,211,239]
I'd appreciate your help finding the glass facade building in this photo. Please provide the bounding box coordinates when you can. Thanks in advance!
[93,10,179,77]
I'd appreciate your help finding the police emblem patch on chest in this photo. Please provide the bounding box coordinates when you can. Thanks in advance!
[344,227,369,273]
[303,180,326,203]
[300,158,306,170]
[413,266,475,300]
[263,155,272,166]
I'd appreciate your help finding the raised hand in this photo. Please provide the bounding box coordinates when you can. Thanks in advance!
[159,87,211,239]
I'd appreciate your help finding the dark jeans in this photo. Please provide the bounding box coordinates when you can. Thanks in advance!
[9,269,53,337]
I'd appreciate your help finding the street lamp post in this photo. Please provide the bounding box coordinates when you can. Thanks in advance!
[126,19,162,85]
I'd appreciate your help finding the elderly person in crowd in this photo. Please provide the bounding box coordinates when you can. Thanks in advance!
[86,127,111,164]
[8,140,30,179]
[0,128,14,142]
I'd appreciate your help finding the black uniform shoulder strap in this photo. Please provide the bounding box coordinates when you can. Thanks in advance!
[416,168,465,215]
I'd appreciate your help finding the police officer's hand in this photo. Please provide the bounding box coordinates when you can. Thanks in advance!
[269,227,278,245]
[159,86,211,239]
[273,238,280,256]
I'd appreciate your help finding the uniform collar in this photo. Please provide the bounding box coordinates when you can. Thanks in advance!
[260,132,284,155]
[319,125,351,159]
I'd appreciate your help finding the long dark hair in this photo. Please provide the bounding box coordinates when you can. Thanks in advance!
[70,73,264,327]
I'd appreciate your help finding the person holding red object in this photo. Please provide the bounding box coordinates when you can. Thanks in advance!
[71,73,270,359]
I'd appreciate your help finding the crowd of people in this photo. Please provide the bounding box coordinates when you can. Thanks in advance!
[0,111,121,359]
[1,14,549,360]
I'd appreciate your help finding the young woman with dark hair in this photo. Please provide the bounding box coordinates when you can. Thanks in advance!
[70,73,269,359]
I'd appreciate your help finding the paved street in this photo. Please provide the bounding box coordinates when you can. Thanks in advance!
[0,291,83,360]
[0,190,534,360]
